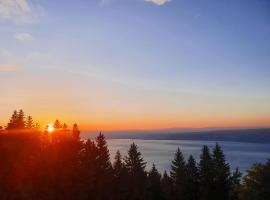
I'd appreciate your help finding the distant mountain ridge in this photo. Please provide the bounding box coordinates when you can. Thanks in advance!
[82,128,270,144]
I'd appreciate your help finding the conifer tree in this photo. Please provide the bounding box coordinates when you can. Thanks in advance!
[162,171,173,200]
[6,110,18,130]
[212,143,231,200]
[96,133,112,172]
[53,120,62,129]
[199,145,214,200]
[170,148,187,199]
[6,109,26,130]
[113,150,129,200]
[17,109,26,129]
[95,133,112,199]
[125,143,146,176]
[81,139,98,199]
[113,150,124,178]
[148,164,163,200]
[124,142,147,200]
[62,123,68,130]
[26,116,34,129]
[72,124,80,139]
[170,148,186,181]
[186,155,199,200]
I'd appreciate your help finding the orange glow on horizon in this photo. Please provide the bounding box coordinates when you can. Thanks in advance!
[1,110,270,132]
[59,118,270,131]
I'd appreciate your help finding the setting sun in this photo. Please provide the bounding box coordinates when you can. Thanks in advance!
[47,124,54,133]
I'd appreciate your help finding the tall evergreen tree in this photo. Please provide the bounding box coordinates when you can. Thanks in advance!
[212,143,231,200]
[53,120,62,129]
[62,123,68,130]
[6,110,18,130]
[147,164,164,200]
[199,145,214,200]
[170,148,187,200]
[72,123,80,139]
[162,171,173,200]
[125,143,147,176]
[185,155,199,200]
[113,150,124,178]
[81,139,98,199]
[26,116,34,130]
[6,109,26,130]
[17,109,26,129]
[95,133,112,200]
[113,150,129,200]
[96,132,112,172]
[124,142,147,200]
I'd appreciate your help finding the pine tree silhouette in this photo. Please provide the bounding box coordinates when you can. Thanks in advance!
[17,109,26,129]
[53,120,62,129]
[96,132,112,200]
[81,139,98,199]
[199,145,214,200]
[147,164,163,200]
[6,110,18,130]
[113,150,124,178]
[170,147,187,199]
[26,116,34,129]
[186,155,199,200]
[62,123,68,130]
[113,150,129,200]
[72,124,80,139]
[162,171,173,200]
[124,142,147,200]
[212,143,231,200]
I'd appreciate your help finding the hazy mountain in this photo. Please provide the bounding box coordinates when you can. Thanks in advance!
[82,128,270,144]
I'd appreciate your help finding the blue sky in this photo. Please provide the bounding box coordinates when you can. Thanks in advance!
[0,0,270,130]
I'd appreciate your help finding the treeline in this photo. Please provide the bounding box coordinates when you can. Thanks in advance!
[0,110,269,200]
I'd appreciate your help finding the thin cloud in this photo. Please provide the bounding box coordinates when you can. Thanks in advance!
[14,32,34,41]
[0,0,44,24]
[0,64,21,72]
[145,0,171,6]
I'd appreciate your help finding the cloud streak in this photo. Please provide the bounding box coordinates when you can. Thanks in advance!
[145,0,171,6]
[14,32,34,41]
[0,0,44,24]
[0,64,21,72]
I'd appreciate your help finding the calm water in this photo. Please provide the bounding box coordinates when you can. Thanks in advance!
[107,139,270,174]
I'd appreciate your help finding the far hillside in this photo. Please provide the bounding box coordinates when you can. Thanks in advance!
[82,128,270,144]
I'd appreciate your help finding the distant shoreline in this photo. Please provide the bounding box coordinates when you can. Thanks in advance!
[81,128,270,144]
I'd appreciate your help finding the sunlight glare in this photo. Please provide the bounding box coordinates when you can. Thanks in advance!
[47,124,54,133]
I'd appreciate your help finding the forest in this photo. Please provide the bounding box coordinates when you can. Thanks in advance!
[0,110,269,200]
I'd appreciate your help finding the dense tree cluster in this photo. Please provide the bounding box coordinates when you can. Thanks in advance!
[5,109,39,131]
[0,110,269,200]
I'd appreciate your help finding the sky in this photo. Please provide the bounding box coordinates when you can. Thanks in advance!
[0,0,270,131]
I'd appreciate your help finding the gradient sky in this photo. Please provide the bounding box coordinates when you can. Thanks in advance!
[0,0,270,130]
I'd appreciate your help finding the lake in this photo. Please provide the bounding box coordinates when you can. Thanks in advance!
[106,139,270,174]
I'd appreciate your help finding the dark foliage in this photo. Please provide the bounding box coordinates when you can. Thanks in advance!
[147,164,163,200]
[240,160,270,200]
[0,110,269,200]
[124,142,147,200]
